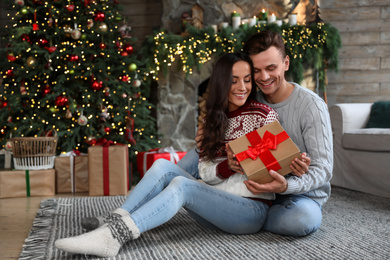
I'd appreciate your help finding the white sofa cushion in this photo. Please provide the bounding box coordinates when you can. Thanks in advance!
[342,128,390,152]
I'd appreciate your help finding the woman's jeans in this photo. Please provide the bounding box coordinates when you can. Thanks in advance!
[177,149,323,237]
[121,156,269,235]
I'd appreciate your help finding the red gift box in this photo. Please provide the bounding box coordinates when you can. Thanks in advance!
[137,147,186,178]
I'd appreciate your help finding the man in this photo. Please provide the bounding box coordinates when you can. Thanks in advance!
[179,31,333,237]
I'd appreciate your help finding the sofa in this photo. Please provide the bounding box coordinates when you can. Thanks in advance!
[329,103,390,198]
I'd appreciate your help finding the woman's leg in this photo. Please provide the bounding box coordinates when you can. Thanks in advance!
[176,148,200,179]
[131,175,269,235]
[81,159,195,230]
[262,194,322,236]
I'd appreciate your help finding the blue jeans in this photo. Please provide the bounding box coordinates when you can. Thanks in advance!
[176,149,323,237]
[121,157,269,235]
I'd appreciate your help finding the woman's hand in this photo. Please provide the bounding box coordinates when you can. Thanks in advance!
[290,152,311,177]
[243,170,288,194]
[226,144,244,175]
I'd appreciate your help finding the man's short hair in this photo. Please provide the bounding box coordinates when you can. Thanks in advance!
[243,31,286,58]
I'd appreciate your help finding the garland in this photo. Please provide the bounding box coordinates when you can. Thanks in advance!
[140,22,341,92]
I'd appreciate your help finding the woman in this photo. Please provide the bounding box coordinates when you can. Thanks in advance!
[55,52,310,257]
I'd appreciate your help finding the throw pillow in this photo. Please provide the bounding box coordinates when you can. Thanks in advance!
[365,101,390,128]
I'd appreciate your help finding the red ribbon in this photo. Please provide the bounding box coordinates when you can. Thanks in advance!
[95,139,129,195]
[236,130,289,172]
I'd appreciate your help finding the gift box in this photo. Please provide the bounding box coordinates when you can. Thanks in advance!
[88,142,130,196]
[229,121,301,184]
[55,152,89,193]
[137,147,187,178]
[0,150,14,169]
[0,169,55,198]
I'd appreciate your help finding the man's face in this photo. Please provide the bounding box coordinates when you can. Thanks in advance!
[249,46,289,99]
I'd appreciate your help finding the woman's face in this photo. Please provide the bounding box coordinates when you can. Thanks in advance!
[228,61,252,112]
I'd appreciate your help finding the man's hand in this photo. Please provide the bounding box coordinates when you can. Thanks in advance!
[195,123,204,149]
[243,170,288,195]
[226,144,244,174]
[290,152,311,177]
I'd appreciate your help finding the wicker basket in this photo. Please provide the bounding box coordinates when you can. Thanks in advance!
[10,133,58,170]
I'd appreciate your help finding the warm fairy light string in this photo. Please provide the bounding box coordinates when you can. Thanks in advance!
[1,3,158,149]
[148,23,328,79]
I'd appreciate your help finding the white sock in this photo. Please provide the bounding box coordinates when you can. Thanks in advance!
[81,207,129,231]
[55,215,140,257]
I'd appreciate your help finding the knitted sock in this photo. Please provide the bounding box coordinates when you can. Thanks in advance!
[55,215,140,257]
[81,208,129,231]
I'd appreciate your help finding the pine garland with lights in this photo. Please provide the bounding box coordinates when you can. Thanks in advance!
[0,0,160,165]
[141,22,341,92]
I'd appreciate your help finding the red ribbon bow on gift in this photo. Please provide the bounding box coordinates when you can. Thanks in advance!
[96,138,115,147]
[236,130,289,172]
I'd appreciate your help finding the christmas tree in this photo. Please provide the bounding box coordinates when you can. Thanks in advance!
[0,0,159,165]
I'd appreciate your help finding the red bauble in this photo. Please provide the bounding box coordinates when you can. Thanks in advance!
[115,41,122,50]
[120,51,128,57]
[38,38,49,47]
[5,69,14,77]
[45,46,57,53]
[104,126,111,133]
[68,54,79,62]
[99,43,107,50]
[21,34,31,43]
[0,100,8,109]
[7,54,16,62]
[91,80,103,90]
[66,4,75,11]
[33,24,39,31]
[123,44,133,55]
[55,95,68,107]
[94,11,105,22]
[42,85,51,96]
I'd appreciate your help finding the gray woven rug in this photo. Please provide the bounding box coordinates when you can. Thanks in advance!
[19,186,390,260]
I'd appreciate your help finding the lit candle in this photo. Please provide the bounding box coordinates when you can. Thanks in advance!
[249,16,257,27]
[231,11,241,30]
[267,13,276,24]
[288,13,297,26]
[260,9,268,21]
[211,24,218,33]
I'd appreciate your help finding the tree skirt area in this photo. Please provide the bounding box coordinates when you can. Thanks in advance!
[19,186,390,260]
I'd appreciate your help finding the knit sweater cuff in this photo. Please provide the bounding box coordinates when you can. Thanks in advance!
[281,178,299,195]
[216,160,235,179]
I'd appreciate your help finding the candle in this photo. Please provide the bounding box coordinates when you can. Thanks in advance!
[241,20,248,30]
[219,22,229,30]
[267,13,276,24]
[258,20,267,26]
[288,13,297,26]
[260,9,268,21]
[275,20,282,26]
[211,24,218,33]
[249,16,257,27]
[231,11,241,30]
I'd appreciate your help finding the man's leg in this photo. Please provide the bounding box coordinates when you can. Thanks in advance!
[262,195,322,236]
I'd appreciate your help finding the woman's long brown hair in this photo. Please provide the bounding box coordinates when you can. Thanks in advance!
[199,52,257,161]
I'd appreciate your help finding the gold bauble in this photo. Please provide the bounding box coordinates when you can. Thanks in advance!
[26,56,36,67]
[98,22,108,33]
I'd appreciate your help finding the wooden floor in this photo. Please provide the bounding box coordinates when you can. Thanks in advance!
[0,193,88,259]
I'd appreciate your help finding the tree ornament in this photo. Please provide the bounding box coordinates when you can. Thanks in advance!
[48,17,53,26]
[114,13,123,21]
[104,126,111,134]
[21,34,31,43]
[94,11,105,21]
[115,41,122,49]
[123,44,133,55]
[132,79,141,87]
[15,0,24,6]
[100,106,110,122]
[132,92,140,99]
[78,115,88,126]
[5,140,13,151]
[20,85,27,95]
[85,136,97,145]
[65,109,72,119]
[20,7,28,15]
[128,63,137,71]
[118,23,131,38]
[71,29,81,40]
[121,75,129,82]
[38,37,49,47]
[68,54,79,62]
[7,54,16,62]
[5,69,14,77]
[98,22,108,33]
[0,100,8,109]
[91,79,103,90]
[120,51,128,57]
[42,85,51,96]
[87,18,94,28]
[104,87,110,96]
[66,4,75,12]
[45,46,57,53]
[55,95,69,107]
[125,111,136,144]
[81,34,87,40]
[64,24,72,34]
[26,56,36,67]
[99,43,107,50]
